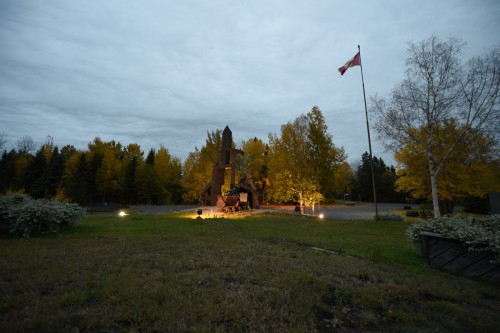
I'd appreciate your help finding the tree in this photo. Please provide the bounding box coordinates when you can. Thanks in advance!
[135,149,161,204]
[371,36,500,217]
[352,152,402,203]
[96,148,122,202]
[40,147,65,198]
[0,150,18,193]
[240,137,268,201]
[65,152,90,204]
[306,106,346,201]
[61,145,77,160]
[16,136,37,155]
[0,132,6,152]
[24,147,46,198]
[120,143,144,205]
[154,146,182,204]
[267,107,345,213]
[332,161,354,200]
[395,121,500,213]
[86,138,108,204]
[182,130,223,204]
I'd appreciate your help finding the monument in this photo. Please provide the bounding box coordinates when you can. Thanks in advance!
[199,126,259,211]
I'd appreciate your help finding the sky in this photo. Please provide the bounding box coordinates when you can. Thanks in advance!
[1,0,499,166]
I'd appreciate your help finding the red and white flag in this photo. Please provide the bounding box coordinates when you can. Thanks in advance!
[338,52,361,76]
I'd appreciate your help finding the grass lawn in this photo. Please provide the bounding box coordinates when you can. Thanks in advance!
[1,212,499,332]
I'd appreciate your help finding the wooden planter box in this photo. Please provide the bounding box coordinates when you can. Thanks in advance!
[420,232,500,281]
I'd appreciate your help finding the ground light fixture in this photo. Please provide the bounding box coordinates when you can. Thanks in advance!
[118,210,127,217]
[318,213,324,219]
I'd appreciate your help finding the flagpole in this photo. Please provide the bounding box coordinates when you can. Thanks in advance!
[357,45,379,220]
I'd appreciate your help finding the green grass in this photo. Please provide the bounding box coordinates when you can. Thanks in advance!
[1,213,499,332]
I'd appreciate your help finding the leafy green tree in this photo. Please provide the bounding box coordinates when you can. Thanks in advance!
[332,161,353,200]
[182,130,222,204]
[306,106,346,200]
[96,148,122,203]
[154,146,182,204]
[240,137,268,200]
[61,145,77,160]
[267,107,345,212]
[86,137,107,203]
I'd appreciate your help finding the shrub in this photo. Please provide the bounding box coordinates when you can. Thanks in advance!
[0,193,85,237]
[406,215,500,262]
[0,193,29,233]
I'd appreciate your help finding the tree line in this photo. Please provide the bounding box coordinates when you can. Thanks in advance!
[0,107,404,207]
[1,104,497,211]
[0,136,183,206]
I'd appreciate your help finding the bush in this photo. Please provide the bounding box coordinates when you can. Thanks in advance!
[0,193,85,237]
[0,193,28,233]
[406,215,500,262]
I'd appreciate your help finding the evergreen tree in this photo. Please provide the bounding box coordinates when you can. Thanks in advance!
[352,152,403,203]
[41,147,65,198]
[24,147,47,198]
[0,150,18,193]
[122,156,138,205]
[65,152,90,205]
[120,143,144,205]
[136,148,161,204]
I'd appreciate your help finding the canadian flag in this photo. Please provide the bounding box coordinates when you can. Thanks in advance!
[338,52,361,76]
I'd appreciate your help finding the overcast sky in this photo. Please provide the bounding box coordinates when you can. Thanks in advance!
[1,0,499,165]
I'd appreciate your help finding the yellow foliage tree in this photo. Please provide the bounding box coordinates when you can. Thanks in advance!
[395,121,500,213]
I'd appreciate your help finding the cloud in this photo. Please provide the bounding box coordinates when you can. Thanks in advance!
[1,0,499,165]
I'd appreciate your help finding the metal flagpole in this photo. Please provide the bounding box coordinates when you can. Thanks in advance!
[357,45,379,220]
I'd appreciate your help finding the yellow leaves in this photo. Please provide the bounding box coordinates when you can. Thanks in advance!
[395,121,499,201]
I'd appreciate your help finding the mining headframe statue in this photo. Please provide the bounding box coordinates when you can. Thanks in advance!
[199,126,259,212]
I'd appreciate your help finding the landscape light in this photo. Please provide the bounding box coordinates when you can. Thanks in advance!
[118,210,127,217]
[319,213,324,219]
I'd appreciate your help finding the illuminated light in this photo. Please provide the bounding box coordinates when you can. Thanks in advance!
[319,213,324,219]
[118,210,127,217]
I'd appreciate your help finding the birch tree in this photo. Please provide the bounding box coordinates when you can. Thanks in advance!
[371,36,500,217]
[395,121,499,213]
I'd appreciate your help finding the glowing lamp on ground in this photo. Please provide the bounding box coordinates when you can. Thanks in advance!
[318,213,324,219]
[118,210,127,217]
